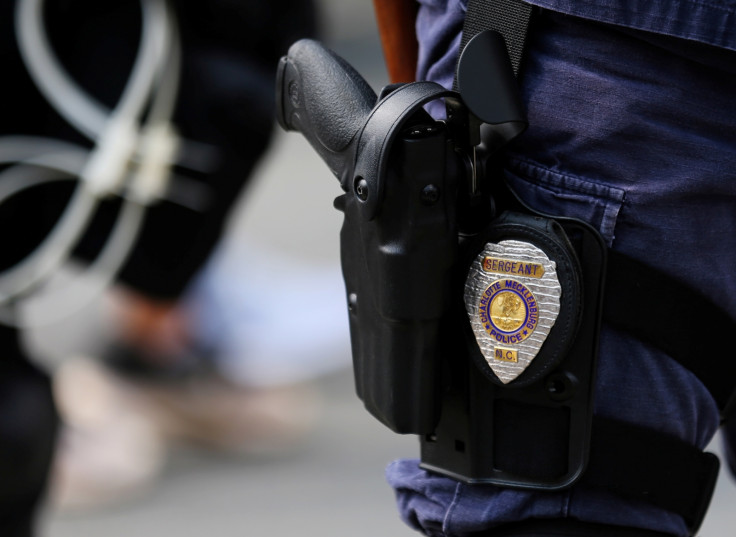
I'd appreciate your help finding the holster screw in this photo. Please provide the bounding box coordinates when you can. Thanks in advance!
[421,184,440,205]
[355,177,369,201]
[348,293,358,313]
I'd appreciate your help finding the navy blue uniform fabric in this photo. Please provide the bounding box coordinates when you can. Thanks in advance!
[386,2,736,536]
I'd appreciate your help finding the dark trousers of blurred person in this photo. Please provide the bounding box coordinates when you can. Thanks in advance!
[0,1,317,534]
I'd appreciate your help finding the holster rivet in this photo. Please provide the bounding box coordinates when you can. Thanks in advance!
[355,177,369,201]
[421,184,440,205]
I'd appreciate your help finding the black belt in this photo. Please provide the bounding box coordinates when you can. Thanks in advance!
[583,417,719,535]
[604,250,736,413]
[474,518,679,537]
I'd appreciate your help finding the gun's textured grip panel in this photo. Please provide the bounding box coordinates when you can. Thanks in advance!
[276,39,376,182]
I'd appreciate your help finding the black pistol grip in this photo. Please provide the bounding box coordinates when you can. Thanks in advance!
[276,39,377,184]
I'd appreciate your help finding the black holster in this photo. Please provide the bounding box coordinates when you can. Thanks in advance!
[336,121,459,434]
[277,36,604,489]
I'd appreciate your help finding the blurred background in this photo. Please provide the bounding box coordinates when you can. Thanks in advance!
[22,1,420,536]
[5,0,735,535]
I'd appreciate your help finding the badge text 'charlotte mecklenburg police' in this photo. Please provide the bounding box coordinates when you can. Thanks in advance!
[464,240,562,384]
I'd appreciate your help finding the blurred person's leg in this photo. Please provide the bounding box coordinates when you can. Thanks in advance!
[49,243,350,510]
[7,0,323,512]
[102,242,352,388]
[0,325,58,537]
[100,240,351,449]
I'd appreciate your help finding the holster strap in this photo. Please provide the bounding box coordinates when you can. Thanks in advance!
[474,518,678,537]
[584,417,719,535]
[604,250,736,413]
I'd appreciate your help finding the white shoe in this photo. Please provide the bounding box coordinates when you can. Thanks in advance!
[48,356,322,512]
[50,357,165,511]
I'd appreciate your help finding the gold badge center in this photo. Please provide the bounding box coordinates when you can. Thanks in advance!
[490,291,527,332]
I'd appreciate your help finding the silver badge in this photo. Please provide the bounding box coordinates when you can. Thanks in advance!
[464,240,562,384]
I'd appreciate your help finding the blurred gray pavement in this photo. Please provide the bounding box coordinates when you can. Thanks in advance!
[29,1,736,535]
[41,370,419,537]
